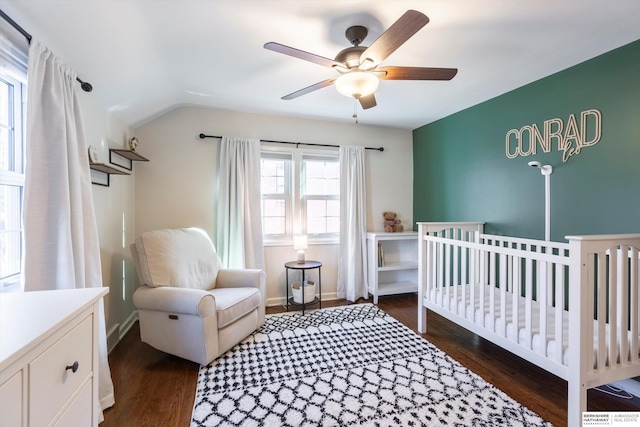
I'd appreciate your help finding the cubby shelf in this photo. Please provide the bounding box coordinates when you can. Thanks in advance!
[366,231,418,304]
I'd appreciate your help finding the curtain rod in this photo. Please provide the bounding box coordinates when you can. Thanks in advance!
[198,134,384,152]
[0,9,93,92]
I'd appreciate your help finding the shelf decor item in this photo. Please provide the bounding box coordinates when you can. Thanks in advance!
[128,136,139,152]
[88,145,99,163]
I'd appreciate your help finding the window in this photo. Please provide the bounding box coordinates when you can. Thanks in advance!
[260,152,292,238]
[0,72,26,292]
[260,149,339,243]
[302,155,339,236]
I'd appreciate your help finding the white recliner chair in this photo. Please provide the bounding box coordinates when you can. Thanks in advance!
[130,227,266,365]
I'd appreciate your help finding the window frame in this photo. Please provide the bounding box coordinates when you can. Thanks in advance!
[260,146,340,246]
[260,150,293,242]
[300,153,340,241]
[0,70,26,293]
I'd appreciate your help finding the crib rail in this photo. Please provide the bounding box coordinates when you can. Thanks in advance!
[417,223,640,426]
[421,230,571,374]
[567,234,640,422]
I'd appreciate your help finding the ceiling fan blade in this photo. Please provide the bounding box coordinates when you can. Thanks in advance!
[359,93,377,110]
[378,66,458,80]
[264,42,343,68]
[359,10,429,68]
[281,78,337,100]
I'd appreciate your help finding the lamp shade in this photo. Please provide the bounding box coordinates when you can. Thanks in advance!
[293,235,308,264]
[335,71,379,99]
[293,235,308,250]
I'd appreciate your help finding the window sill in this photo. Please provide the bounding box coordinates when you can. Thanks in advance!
[263,238,339,247]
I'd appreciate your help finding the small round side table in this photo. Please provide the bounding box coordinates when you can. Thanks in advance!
[284,260,322,314]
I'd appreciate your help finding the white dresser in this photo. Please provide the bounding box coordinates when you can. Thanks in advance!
[0,287,108,427]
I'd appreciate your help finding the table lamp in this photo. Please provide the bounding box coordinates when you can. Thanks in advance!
[293,235,308,264]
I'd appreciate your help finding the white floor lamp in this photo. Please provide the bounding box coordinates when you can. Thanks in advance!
[528,161,553,241]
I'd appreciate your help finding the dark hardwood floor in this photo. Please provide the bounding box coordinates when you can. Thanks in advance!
[102,294,640,426]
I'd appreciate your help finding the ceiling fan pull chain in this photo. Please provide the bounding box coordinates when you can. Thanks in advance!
[353,98,359,124]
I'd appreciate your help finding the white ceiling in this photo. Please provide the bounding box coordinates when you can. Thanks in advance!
[3,0,640,130]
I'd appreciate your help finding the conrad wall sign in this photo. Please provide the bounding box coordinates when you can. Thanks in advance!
[505,109,601,162]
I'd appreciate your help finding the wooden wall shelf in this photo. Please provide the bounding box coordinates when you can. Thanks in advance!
[89,162,129,175]
[89,149,149,187]
[109,149,149,171]
[89,162,129,187]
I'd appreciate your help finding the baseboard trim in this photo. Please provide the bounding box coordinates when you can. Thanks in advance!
[120,310,138,338]
[107,310,139,354]
[106,323,120,353]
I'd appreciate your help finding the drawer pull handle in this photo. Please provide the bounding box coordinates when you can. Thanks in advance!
[65,361,79,373]
[168,314,179,320]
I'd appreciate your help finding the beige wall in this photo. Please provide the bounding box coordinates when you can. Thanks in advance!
[81,93,137,350]
[133,106,413,305]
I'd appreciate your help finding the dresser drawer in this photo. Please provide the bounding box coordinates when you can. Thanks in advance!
[53,380,92,427]
[0,371,23,427]
[29,314,93,426]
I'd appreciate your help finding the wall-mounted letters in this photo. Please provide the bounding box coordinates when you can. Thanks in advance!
[505,109,601,162]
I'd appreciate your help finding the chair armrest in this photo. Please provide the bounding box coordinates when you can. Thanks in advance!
[216,269,266,290]
[132,286,216,317]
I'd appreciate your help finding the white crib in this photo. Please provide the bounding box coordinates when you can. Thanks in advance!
[417,222,640,427]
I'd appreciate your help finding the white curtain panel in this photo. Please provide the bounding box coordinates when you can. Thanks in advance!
[337,145,368,302]
[23,39,114,417]
[215,136,264,269]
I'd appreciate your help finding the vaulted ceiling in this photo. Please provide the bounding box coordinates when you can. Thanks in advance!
[4,0,640,129]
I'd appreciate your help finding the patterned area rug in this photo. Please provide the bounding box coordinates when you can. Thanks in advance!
[191,304,552,426]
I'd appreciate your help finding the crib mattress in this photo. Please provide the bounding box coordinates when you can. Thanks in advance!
[427,284,638,367]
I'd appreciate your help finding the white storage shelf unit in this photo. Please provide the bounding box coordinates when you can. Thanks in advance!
[367,231,418,304]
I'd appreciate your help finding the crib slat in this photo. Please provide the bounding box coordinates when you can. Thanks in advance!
[489,251,496,331]
[631,247,639,364]
[511,256,521,343]
[618,246,629,366]
[453,239,460,314]
[469,245,476,322]
[479,249,486,327]
[525,257,533,350]
[609,249,618,368]
[500,252,507,337]
[539,262,548,357]
[445,240,451,307]
[597,253,606,371]
[555,264,564,364]
[427,239,435,303]
[461,244,468,317]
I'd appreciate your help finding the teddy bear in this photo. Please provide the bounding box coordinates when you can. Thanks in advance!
[383,211,404,232]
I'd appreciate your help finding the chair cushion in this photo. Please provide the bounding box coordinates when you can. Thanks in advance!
[210,287,261,328]
[134,228,221,290]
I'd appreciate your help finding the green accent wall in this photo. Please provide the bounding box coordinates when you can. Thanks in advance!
[413,39,640,241]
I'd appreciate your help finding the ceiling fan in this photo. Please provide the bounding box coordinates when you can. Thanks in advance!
[264,10,457,110]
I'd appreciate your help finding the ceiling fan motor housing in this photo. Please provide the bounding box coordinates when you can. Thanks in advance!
[334,46,367,69]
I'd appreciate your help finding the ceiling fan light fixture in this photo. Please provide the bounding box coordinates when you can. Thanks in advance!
[335,71,379,99]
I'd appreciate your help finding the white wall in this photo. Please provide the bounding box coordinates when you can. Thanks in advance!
[134,106,413,305]
[80,93,137,350]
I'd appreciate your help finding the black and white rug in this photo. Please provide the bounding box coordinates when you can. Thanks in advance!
[191,304,552,426]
